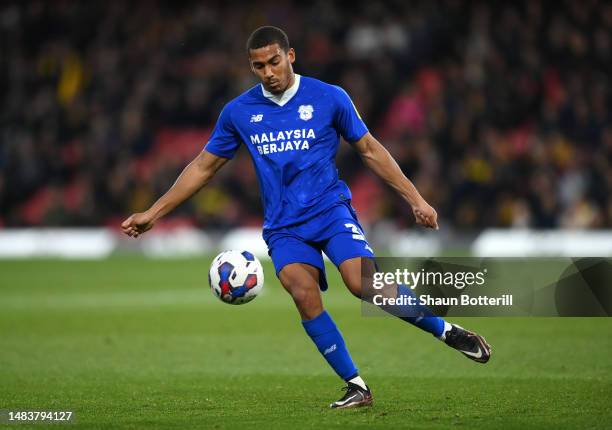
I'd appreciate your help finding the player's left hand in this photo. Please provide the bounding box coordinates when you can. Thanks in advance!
[412,200,439,230]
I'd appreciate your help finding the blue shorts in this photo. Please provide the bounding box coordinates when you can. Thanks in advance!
[263,202,375,291]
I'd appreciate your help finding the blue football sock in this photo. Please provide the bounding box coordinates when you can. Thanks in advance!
[395,284,446,337]
[302,310,358,381]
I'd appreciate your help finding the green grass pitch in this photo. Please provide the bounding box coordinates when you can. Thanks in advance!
[1,257,611,429]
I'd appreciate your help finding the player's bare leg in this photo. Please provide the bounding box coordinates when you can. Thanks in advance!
[279,263,324,320]
[279,263,372,408]
[338,257,491,363]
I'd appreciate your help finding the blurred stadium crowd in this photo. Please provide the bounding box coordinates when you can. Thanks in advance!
[1,0,610,230]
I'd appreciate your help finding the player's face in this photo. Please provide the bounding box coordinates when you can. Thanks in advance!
[249,44,295,94]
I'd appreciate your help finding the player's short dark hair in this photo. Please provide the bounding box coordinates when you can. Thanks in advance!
[246,26,290,53]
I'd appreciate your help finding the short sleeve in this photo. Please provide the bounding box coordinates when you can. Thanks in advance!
[333,85,369,143]
[204,104,241,159]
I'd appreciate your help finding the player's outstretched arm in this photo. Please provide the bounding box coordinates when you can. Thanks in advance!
[351,132,439,229]
[121,151,229,238]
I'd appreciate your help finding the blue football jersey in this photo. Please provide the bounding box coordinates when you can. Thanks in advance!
[204,75,368,230]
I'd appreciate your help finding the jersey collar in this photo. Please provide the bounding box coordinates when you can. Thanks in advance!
[261,74,301,107]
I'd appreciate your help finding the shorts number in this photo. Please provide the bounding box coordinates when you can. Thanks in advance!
[345,223,365,241]
[345,223,374,253]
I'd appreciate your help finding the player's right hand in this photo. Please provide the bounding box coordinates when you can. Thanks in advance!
[121,212,155,238]
[412,200,439,230]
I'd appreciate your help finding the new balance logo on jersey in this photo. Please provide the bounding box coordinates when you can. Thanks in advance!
[250,114,263,123]
[298,105,314,121]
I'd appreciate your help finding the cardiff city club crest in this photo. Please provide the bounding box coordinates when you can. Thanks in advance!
[298,105,314,121]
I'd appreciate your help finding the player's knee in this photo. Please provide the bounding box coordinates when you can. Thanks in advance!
[345,276,362,298]
[340,264,364,298]
[286,282,317,304]
[280,274,317,302]
[341,257,377,300]
[282,281,322,319]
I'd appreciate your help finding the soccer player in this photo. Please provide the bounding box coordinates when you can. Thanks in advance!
[121,26,492,409]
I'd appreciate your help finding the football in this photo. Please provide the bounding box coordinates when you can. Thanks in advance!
[208,250,264,304]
